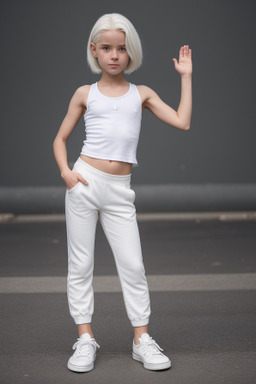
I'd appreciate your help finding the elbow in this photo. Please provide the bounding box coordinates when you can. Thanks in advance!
[177,123,190,131]
[182,118,191,131]
[52,136,63,154]
[176,114,191,131]
[53,135,66,147]
[53,137,58,150]
[52,139,57,156]
[173,123,190,131]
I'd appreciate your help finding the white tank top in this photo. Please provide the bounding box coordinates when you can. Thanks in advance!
[81,82,142,166]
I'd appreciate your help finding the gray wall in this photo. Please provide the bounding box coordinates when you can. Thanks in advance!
[0,0,256,212]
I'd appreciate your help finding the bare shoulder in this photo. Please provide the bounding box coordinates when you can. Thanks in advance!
[76,84,91,93]
[136,85,154,96]
[75,84,91,103]
[73,84,91,113]
[136,85,159,107]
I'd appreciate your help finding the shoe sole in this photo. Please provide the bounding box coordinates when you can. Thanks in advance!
[132,353,171,371]
[67,360,94,372]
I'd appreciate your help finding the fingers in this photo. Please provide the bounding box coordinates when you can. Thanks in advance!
[77,174,88,186]
[173,45,192,64]
[180,45,192,57]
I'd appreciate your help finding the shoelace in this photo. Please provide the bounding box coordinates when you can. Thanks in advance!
[72,338,100,357]
[139,337,164,357]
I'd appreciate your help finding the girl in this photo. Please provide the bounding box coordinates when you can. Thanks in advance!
[53,13,192,373]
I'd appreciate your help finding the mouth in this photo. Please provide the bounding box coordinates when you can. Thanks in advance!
[109,64,119,68]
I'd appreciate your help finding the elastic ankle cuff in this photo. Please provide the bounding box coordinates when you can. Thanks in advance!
[73,315,92,325]
[131,318,149,327]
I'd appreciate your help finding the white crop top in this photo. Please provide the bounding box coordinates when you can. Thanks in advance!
[81,82,142,166]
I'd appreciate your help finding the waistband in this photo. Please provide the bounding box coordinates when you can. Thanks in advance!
[75,157,131,185]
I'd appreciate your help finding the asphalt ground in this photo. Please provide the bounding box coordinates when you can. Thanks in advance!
[1,213,256,384]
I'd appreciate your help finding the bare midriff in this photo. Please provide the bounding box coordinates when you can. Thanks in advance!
[80,154,133,175]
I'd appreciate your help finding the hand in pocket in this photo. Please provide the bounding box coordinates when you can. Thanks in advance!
[61,169,88,191]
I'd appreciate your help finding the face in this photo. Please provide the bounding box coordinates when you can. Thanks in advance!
[90,30,130,75]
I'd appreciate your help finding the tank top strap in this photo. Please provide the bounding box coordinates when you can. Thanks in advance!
[86,83,97,106]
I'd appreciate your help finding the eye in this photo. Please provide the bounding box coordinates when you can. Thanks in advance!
[120,47,126,52]
[102,47,109,51]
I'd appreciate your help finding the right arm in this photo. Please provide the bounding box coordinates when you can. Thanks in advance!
[53,85,90,190]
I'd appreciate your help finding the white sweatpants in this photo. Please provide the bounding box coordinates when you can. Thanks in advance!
[65,157,151,327]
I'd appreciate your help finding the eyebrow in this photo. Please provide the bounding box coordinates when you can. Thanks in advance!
[99,43,126,47]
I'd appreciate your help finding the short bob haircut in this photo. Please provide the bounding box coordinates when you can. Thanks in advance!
[87,13,143,75]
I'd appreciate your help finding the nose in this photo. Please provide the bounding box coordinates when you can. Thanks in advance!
[111,49,118,60]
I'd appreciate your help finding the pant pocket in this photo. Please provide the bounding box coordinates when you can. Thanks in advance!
[67,181,81,194]
[129,188,136,203]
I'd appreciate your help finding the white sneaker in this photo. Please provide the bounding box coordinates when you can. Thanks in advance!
[67,333,100,372]
[132,333,171,371]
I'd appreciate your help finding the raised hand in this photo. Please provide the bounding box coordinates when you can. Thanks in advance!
[172,45,192,76]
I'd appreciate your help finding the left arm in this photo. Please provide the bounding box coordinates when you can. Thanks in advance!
[142,45,192,131]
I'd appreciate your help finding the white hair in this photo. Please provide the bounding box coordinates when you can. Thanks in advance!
[87,13,143,74]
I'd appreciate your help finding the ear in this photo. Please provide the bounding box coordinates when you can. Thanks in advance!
[90,42,97,58]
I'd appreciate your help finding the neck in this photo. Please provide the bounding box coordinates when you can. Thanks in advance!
[98,71,129,87]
